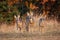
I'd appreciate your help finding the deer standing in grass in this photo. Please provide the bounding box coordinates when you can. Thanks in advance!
[14,15,23,32]
[39,10,48,27]
[26,11,34,31]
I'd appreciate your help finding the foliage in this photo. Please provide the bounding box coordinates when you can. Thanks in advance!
[0,0,60,24]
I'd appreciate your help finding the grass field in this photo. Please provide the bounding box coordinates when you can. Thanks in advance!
[0,31,60,40]
[0,18,60,40]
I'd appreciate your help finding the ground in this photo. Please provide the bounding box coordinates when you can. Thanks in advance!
[0,31,60,40]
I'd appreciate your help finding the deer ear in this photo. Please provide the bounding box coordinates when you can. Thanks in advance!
[27,12,29,16]
[31,13,33,16]
[14,15,16,18]
[30,11,33,16]
[18,15,20,18]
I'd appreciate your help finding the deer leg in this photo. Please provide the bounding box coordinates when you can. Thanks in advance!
[18,26,21,32]
[25,22,29,32]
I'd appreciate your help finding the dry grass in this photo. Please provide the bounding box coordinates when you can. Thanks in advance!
[0,15,60,40]
[0,16,60,33]
[0,19,60,40]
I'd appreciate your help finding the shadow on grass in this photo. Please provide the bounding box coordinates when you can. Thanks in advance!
[0,31,60,38]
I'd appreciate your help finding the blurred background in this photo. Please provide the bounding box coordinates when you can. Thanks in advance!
[0,0,60,24]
